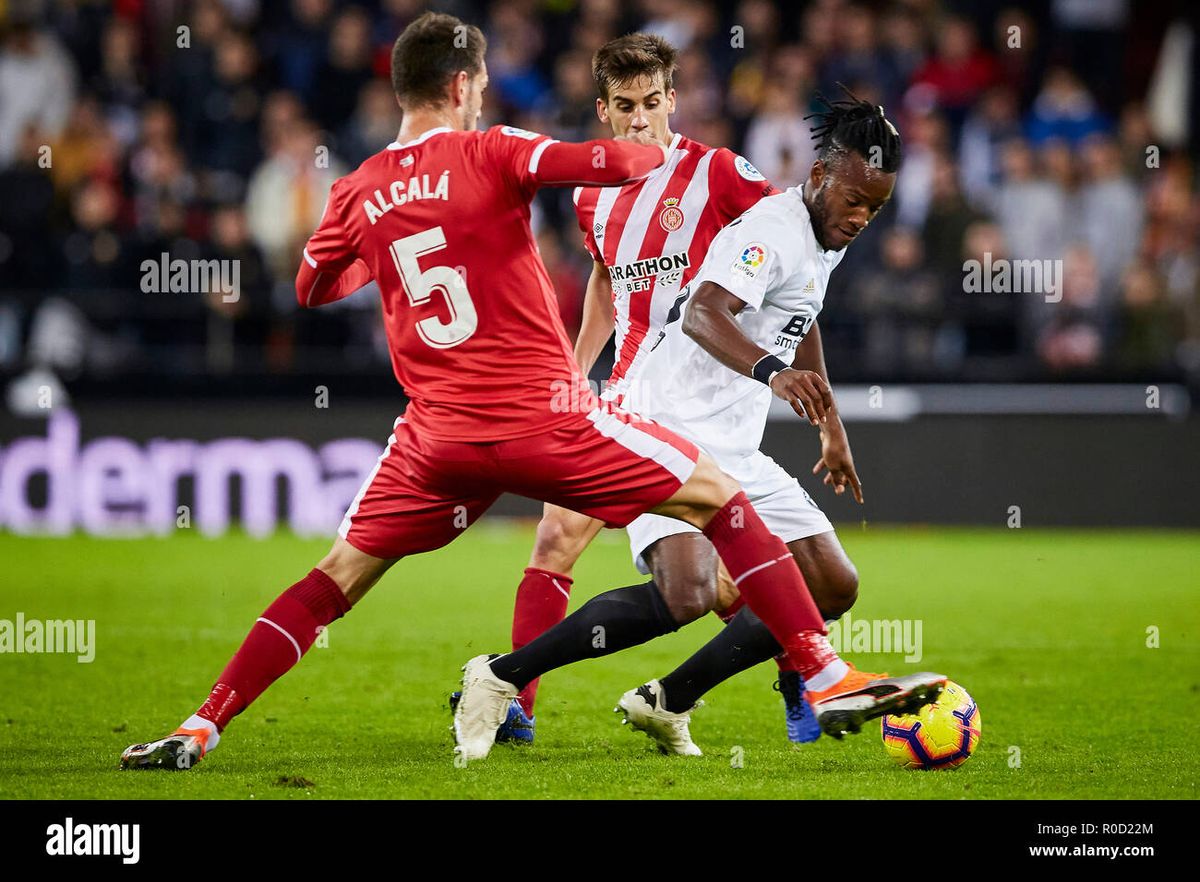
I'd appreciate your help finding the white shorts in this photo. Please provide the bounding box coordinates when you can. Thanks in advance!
[626,449,834,574]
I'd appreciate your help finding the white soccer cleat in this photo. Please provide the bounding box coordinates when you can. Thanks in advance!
[453,654,519,762]
[615,680,703,757]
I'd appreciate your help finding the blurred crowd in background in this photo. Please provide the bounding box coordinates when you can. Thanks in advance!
[1,0,1198,400]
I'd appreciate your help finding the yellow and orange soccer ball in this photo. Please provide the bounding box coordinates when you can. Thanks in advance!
[881,680,981,770]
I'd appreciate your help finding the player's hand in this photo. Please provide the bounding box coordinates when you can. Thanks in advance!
[769,368,833,426]
[813,424,864,504]
[616,129,670,164]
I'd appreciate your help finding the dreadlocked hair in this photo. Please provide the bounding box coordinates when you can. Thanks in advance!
[805,84,902,173]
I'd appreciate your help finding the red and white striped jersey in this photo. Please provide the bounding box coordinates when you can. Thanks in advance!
[572,133,778,404]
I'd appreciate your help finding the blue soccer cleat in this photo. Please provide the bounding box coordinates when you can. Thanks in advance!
[774,670,822,744]
[449,690,535,744]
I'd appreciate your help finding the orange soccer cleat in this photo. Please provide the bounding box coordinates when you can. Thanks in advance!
[806,664,947,739]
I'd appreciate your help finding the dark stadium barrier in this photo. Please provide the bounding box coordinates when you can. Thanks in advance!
[0,392,1196,535]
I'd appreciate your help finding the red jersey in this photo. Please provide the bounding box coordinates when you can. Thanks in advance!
[299,125,660,441]
[572,134,778,404]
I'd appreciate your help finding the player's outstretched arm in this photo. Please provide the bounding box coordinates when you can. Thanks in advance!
[294,176,370,309]
[573,261,615,374]
[794,322,863,503]
[682,281,833,426]
[295,256,374,309]
[532,136,667,188]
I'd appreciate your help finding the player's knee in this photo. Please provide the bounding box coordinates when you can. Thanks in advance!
[820,563,859,619]
[530,513,579,571]
[658,572,718,625]
[316,538,394,607]
[532,514,569,555]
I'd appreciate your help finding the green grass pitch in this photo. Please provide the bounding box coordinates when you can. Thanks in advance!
[1,524,1197,799]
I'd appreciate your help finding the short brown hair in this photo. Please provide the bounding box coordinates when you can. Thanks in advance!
[593,33,678,101]
[391,12,487,109]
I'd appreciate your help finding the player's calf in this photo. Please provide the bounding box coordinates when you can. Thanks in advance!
[513,506,604,716]
[711,537,859,622]
[820,566,858,619]
[315,537,397,607]
[527,504,602,576]
[120,543,391,770]
[785,533,859,620]
[645,532,720,625]
[511,565,575,717]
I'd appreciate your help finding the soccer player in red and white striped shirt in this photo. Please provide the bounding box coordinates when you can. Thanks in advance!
[504,35,863,734]
[572,115,777,410]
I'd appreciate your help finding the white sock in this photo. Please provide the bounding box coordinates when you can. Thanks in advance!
[177,714,220,752]
[805,658,850,692]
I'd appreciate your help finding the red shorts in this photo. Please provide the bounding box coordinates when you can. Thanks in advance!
[338,405,699,559]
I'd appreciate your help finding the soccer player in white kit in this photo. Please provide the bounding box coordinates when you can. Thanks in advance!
[614,89,906,754]
[470,88,946,757]
[494,36,886,748]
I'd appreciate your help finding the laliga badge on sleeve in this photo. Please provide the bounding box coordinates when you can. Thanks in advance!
[732,242,767,278]
[734,155,765,181]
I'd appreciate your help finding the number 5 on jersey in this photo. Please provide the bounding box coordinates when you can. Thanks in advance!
[389,227,478,349]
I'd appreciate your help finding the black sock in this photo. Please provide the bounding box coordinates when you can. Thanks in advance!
[490,581,678,689]
[659,605,781,713]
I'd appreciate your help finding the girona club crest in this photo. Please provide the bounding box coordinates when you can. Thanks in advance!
[658,197,684,233]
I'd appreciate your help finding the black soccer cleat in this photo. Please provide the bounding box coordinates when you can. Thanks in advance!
[119,730,207,771]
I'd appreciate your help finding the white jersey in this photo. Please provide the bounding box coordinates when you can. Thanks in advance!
[622,186,844,461]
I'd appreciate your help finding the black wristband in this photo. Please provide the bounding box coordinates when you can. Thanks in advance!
[752,354,790,386]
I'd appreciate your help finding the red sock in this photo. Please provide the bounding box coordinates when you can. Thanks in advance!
[511,567,573,716]
[196,568,351,730]
[702,492,838,680]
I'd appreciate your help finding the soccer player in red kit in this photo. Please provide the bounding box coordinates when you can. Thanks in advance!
[120,12,945,769]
